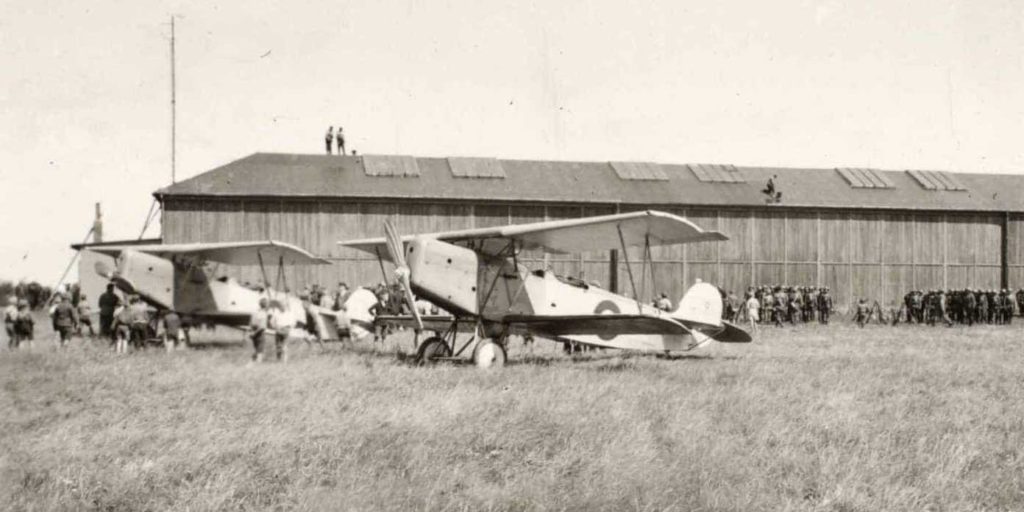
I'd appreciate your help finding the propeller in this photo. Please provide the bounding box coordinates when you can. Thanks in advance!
[383,220,424,331]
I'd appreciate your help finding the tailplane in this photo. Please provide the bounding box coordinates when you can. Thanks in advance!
[673,282,752,343]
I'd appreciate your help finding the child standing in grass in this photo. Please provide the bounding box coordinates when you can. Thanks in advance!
[112,304,132,354]
[161,310,184,353]
[4,297,17,350]
[248,298,270,364]
[76,293,95,337]
[745,292,760,333]
[14,300,34,349]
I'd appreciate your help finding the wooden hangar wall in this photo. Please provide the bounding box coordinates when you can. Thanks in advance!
[161,197,1024,312]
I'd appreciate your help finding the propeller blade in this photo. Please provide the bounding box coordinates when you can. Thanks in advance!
[398,272,424,331]
[383,220,406,268]
[383,220,424,331]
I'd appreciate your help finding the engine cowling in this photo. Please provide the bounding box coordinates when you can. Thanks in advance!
[406,238,479,316]
[112,250,175,310]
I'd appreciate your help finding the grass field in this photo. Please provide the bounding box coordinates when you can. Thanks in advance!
[2,319,1024,511]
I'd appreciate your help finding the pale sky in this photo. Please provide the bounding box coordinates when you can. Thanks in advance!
[1,0,1022,283]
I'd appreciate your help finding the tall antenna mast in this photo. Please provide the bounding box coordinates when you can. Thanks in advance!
[170,15,177,183]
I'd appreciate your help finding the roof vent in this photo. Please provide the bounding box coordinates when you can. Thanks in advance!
[610,161,668,181]
[687,163,744,183]
[906,170,966,191]
[363,155,420,177]
[836,168,894,189]
[448,157,506,179]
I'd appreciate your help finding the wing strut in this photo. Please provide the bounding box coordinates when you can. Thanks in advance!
[616,224,643,314]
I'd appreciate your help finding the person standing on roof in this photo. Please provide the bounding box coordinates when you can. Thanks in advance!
[325,126,334,154]
[335,126,346,155]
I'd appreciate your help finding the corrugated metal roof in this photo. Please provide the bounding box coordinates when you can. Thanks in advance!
[363,154,420,177]
[837,168,893,189]
[155,152,1024,213]
[688,163,744,184]
[610,162,668,181]
[448,157,506,179]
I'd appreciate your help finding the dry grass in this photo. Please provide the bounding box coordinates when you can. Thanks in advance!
[2,320,1024,511]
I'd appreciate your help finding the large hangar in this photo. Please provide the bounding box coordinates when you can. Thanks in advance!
[154,153,1024,311]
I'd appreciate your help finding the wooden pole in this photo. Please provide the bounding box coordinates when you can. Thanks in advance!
[170,16,177,184]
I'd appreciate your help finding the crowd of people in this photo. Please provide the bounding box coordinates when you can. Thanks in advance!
[2,283,189,354]
[730,285,836,329]
[887,289,1022,327]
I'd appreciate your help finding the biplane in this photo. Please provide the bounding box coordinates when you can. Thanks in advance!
[340,210,751,368]
[86,241,346,339]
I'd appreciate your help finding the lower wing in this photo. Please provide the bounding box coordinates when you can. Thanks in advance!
[503,314,690,337]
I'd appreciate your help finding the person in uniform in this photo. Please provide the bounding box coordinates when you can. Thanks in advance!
[98,284,120,340]
[938,290,952,327]
[4,297,17,349]
[818,287,833,324]
[963,289,976,326]
[324,126,334,154]
[787,287,801,325]
[249,298,271,363]
[807,287,819,323]
[772,287,786,327]
[1016,289,1024,319]
[52,294,78,348]
[855,298,870,328]
[977,290,989,325]
[759,287,772,325]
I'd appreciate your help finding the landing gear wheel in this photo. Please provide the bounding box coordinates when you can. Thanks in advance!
[472,340,507,369]
[416,337,451,364]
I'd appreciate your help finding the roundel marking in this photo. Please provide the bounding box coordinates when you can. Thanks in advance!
[594,300,620,341]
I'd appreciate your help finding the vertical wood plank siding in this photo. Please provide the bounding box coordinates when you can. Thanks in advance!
[161,198,1021,312]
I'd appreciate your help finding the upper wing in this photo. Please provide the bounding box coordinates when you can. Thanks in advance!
[86,240,330,266]
[340,210,727,261]
[502,314,691,336]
